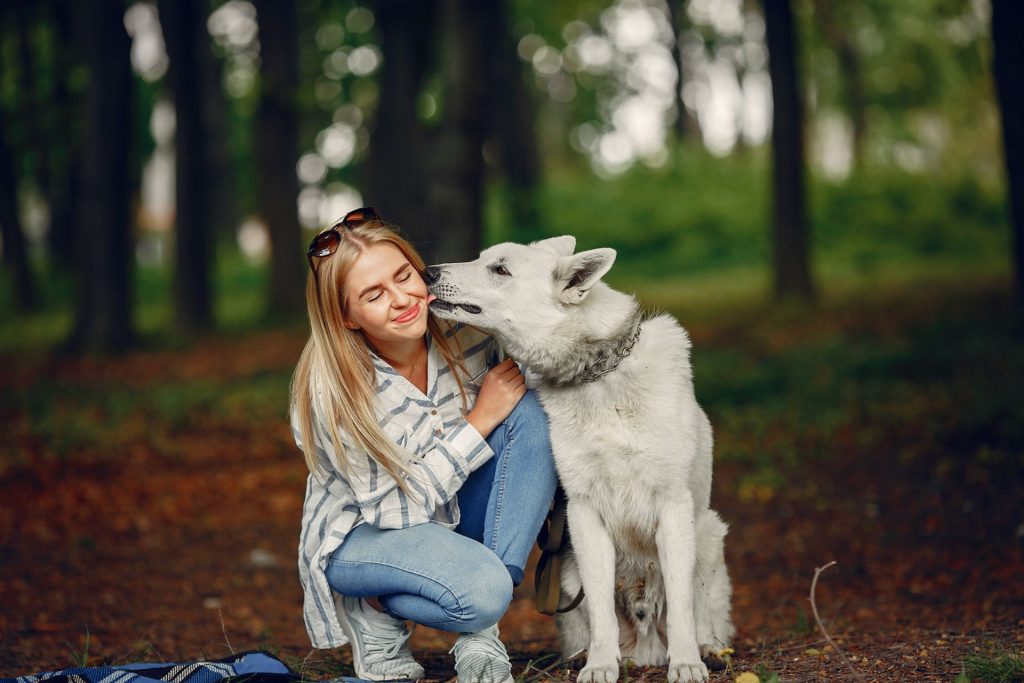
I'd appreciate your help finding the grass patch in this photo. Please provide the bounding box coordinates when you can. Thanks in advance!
[963,648,1024,683]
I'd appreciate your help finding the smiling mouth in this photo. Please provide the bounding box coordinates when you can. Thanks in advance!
[393,304,421,324]
[429,299,482,315]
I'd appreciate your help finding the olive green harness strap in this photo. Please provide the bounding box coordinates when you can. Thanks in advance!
[534,486,585,615]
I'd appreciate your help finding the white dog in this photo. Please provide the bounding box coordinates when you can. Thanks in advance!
[426,236,734,683]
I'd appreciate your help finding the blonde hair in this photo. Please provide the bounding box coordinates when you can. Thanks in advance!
[290,219,470,491]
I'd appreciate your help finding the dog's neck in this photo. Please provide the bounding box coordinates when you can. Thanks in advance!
[560,308,643,386]
[508,291,644,386]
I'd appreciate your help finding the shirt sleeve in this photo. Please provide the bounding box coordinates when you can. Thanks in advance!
[308,414,493,530]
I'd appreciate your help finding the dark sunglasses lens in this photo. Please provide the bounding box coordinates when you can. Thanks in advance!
[311,230,341,257]
[342,206,379,228]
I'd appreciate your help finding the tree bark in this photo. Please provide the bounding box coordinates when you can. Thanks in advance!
[424,0,487,263]
[482,0,542,241]
[44,0,80,269]
[159,0,214,334]
[762,0,815,301]
[991,0,1024,307]
[66,0,134,352]
[197,16,236,239]
[368,0,436,249]
[254,0,305,318]
[667,0,693,145]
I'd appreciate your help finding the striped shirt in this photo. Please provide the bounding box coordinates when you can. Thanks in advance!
[293,322,500,649]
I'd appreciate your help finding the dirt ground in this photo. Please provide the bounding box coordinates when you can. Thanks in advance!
[1,300,1022,682]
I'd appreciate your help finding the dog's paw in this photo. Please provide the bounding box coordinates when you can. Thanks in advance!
[700,647,729,672]
[667,660,709,683]
[577,661,619,683]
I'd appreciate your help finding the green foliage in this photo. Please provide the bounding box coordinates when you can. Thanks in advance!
[66,625,91,668]
[487,145,1008,284]
[688,286,1024,482]
[755,663,781,683]
[963,648,1024,683]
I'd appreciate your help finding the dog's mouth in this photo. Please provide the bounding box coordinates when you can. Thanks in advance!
[429,298,482,315]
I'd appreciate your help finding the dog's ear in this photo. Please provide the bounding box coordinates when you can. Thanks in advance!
[556,248,616,304]
[532,235,576,256]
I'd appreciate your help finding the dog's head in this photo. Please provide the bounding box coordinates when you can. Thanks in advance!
[425,236,617,357]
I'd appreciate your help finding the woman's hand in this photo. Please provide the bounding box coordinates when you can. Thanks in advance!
[465,359,527,439]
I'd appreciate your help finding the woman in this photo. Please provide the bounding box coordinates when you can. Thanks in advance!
[290,207,558,683]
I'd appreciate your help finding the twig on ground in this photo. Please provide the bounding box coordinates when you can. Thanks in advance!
[297,650,316,682]
[520,653,566,681]
[217,609,235,655]
[808,560,865,683]
[142,632,166,662]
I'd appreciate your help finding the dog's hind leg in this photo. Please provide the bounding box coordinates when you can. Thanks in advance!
[554,551,589,661]
[694,510,734,663]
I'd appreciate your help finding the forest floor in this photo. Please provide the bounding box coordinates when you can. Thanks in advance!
[1,278,1022,683]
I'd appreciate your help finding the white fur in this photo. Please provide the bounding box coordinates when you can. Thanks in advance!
[429,237,734,683]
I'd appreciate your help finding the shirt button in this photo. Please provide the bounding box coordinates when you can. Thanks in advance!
[431,409,438,415]
[434,429,443,437]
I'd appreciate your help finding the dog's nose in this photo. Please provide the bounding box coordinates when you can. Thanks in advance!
[422,266,441,284]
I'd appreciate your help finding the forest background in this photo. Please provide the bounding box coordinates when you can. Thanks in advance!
[1,0,1022,681]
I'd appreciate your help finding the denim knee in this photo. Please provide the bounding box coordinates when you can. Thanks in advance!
[454,555,514,631]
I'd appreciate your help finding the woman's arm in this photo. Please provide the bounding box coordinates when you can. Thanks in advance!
[306,413,492,529]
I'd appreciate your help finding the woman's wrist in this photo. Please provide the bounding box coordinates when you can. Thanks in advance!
[465,409,495,440]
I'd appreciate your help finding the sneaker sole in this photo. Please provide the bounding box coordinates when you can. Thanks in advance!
[456,675,514,683]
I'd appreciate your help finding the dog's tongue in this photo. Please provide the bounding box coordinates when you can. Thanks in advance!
[427,294,437,304]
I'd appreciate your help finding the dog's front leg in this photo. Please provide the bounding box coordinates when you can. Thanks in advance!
[657,492,709,683]
[567,497,620,683]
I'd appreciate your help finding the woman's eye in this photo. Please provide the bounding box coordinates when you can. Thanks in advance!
[399,271,412,282]
[367,291,383,302]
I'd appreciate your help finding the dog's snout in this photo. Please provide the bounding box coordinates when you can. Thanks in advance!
[422,266,441,284]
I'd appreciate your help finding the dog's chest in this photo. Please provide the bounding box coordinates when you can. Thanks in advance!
[539,383,680,496]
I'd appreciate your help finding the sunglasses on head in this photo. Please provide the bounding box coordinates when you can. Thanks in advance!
[306,206,381,271]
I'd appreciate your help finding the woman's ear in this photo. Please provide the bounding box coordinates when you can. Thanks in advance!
[343,317,361,330]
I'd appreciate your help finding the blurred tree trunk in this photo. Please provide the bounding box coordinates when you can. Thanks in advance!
[199,19,236,239]
[762,0,814,301]
[66,0,134,352]
[44,0,79,269]
[812,0,866,168]
[0,111,37,312]
[991,0,1024,307]
[159,0,214,334]
[254,0,305,318]
[667,0,693,145]
[426,0,487,263]
[368,0,436,248]
[483,0,542,241]
[14,4,51,216]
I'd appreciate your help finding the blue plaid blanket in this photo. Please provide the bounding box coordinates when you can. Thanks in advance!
[0,650,364,683]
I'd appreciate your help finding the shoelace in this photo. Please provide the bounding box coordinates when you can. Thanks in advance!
[362,618,413,663]
[449,630,510,679]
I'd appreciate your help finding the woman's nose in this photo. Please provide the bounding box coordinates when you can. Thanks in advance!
[392,285,411,306]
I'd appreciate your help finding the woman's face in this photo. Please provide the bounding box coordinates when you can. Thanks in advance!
[342,242,430,348]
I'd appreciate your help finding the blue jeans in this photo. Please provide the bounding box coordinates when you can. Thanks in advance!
[325,390,557,632]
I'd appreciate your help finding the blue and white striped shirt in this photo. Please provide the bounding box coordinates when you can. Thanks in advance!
[293,322,500,649]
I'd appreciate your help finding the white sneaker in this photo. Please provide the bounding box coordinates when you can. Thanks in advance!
[449,624,514,683]
[338,596,425,681]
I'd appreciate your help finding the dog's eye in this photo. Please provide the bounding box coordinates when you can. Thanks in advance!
[491,264,511,277]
